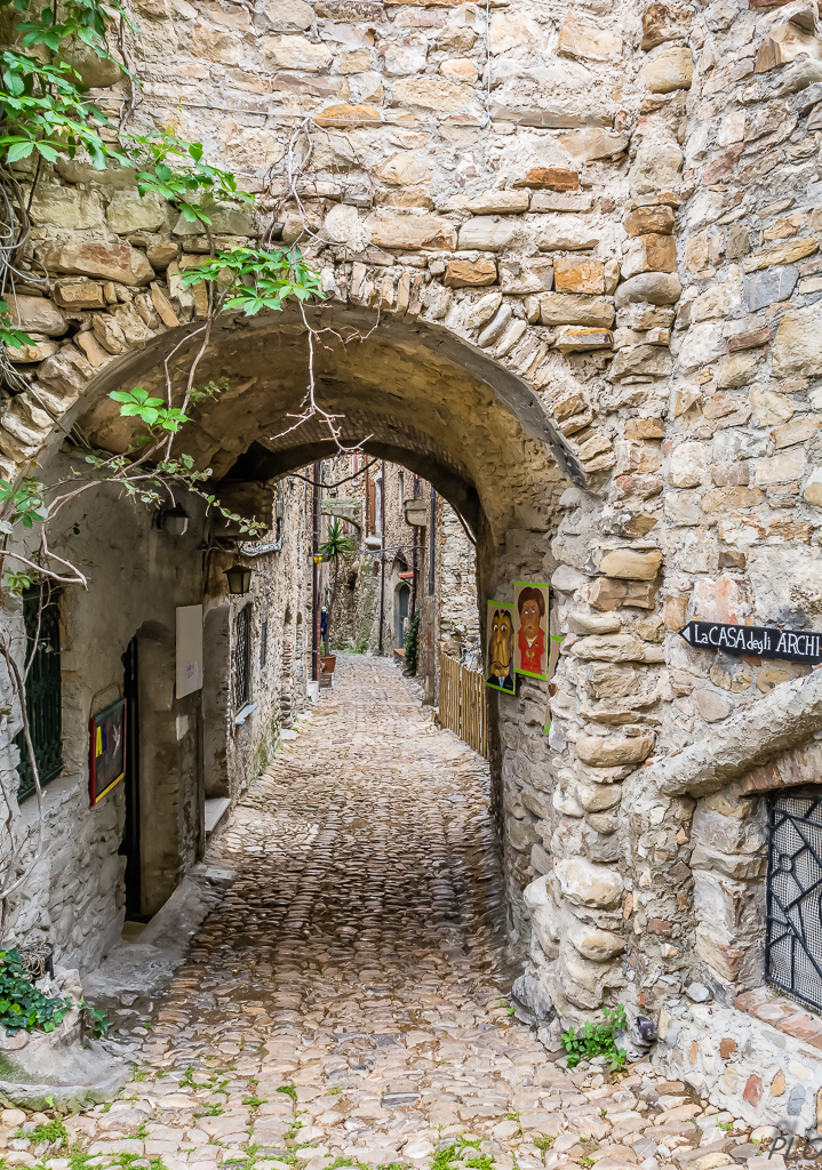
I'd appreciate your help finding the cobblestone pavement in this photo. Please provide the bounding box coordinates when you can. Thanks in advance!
[2,657,769,1169]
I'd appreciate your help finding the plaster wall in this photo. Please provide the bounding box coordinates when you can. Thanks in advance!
[1,460,311,966]
[1,457,207,962]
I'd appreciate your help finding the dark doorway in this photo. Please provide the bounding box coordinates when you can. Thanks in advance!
[120,636,144,919]
[395,583,410,650]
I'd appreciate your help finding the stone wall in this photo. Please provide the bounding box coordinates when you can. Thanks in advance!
[432,491,480,664]
[214,475,313,796]
[323,457,424,657]
[0,0,821,1131]
[0,457,311,966]
[0,460,207,961]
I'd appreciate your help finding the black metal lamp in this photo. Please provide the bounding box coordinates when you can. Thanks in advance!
[225,563,252,595]
[156,505,189,536]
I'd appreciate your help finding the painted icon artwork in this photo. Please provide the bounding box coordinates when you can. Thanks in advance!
[89,699,126,806]
[514,581,550,680]
[486,601,515,693]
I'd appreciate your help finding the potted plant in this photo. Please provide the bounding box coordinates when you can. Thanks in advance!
[318,518,357,674]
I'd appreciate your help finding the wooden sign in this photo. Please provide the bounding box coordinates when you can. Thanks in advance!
[679,621,822,665]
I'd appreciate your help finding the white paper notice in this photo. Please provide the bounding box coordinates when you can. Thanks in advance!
[176,604,203,698]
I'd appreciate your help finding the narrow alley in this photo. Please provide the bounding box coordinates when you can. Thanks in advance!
[6,657,768,1170]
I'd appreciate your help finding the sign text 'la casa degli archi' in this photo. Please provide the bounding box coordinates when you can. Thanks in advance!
[679,620,822,666]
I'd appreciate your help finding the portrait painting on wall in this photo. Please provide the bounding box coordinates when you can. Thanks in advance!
[514,581,550,680]
[486,601,515,693]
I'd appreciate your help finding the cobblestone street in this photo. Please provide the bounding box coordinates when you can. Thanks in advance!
[3,658,768,1169]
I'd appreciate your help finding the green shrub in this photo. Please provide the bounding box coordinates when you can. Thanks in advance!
[80,1002,110,1040]
[561,1004,628,1072]
[0,948,70,1035]
[403,611,420,675]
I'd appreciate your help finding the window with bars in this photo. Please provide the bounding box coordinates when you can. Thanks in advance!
[14,589,63,802]
[766,791,822,1013]
[234,604,251,709]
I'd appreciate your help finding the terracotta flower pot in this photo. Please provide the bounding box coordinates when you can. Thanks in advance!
[320,654,336,674]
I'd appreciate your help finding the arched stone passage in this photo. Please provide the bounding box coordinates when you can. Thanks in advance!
[4,0,822,1126]
[60,300,583,542]
[18,297,579,970]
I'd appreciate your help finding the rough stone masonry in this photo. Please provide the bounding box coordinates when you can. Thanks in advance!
[1,0,822,1136]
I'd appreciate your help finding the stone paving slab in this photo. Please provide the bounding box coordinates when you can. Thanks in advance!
[0,657,774,1169]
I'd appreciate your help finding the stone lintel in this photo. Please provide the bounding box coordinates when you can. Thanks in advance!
[653,669,822,798]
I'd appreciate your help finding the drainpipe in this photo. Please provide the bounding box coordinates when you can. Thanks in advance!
[378,459,386,655]
[410,473,420,619]
[428,485,436,600]
[427,485,436,694]
[311,461,321,682]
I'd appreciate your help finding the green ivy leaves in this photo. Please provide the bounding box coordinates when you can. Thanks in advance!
[0,297,33,349]
[0,948,70,1036]
[128,130,254,226]
[0,475,47,529]
[108,388,189,433]
[180,247,326,316]
[562,1004,628,1072]
[0,50,110,167]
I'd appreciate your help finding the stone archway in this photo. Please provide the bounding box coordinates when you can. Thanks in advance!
[4,0,822,1128]
[9,285,584,964]
[0,249,669,1040]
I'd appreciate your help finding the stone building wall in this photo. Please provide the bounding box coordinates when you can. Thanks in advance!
[0,0,821,1132]
[414,486,481,702]
[432,492,480,665]
[323,457,423,656]
[215,475,313,796]
[0,461,208,963]
[0,458,311,967]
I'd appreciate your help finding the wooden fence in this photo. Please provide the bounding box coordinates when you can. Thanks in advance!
[437,652,489,759]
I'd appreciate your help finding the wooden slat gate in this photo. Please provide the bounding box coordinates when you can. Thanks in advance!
[437,652,488,759]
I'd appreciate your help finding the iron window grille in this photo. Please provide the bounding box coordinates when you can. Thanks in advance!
[766,791,822,1013]
[14,589,63,802]
[234,604,251,709]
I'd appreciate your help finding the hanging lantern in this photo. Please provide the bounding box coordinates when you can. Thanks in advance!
[156,505,189,536]
[225,563,252,595]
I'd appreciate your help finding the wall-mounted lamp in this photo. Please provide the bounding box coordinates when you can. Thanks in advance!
[225,563,252,595]
[156,505,189,537]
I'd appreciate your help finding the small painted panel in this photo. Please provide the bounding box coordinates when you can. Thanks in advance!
[514,581,550,680]
[89,699,126,807]
[486,601,515,694]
